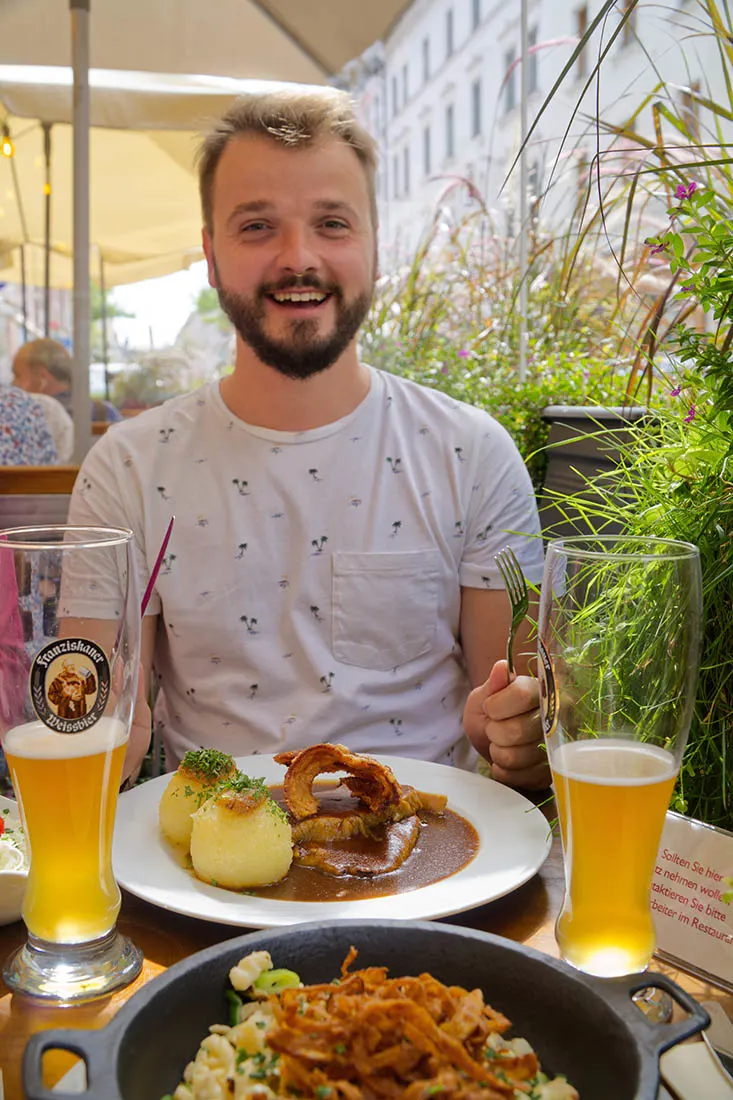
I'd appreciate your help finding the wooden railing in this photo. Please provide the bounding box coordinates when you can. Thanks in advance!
[0,466,80,495]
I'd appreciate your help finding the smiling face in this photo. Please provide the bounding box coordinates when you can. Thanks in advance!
[202,134,376,380]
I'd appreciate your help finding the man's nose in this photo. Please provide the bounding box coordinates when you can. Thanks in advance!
[276,227,319,277]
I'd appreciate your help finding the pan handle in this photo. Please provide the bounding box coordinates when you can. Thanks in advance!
[22,1028,122,1100]
[603,972,711,1057]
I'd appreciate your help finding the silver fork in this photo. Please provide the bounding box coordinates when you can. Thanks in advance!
[494,547,529,680]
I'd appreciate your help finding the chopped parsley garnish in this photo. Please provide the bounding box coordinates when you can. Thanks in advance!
[180,748,235,781]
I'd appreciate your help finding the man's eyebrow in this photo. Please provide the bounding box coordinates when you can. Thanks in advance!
[312,200,359,218]
[226,200,275,226]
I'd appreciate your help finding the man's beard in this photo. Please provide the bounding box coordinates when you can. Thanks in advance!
[215,268,372,381]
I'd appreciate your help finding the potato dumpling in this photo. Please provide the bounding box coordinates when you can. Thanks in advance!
[190,775,293,889]
[158,748,237,849]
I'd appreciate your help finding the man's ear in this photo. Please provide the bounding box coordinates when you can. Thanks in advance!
[202,228,217,288]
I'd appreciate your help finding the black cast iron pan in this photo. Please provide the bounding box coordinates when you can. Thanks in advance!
[22,920,710,1099]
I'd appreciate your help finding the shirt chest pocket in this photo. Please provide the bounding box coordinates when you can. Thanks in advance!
[332,550,440,671]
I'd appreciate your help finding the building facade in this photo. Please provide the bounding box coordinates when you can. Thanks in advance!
[339,0,724,259]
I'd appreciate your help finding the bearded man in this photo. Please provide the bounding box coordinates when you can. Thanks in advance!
[66,88,546,791]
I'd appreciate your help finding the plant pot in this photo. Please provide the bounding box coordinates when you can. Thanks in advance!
[539,405,650,540]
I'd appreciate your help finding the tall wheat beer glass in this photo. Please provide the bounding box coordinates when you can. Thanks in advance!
[538,537,702,978]
[0,526,142,1001]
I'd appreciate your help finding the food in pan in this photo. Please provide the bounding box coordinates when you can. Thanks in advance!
[167,948,579,1100]
[190,774,293,889]
[158,749,238,848]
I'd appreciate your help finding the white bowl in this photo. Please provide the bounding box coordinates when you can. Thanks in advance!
[0,795,28,926]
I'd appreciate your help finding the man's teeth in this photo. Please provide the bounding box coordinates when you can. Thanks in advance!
[272,291,327,303]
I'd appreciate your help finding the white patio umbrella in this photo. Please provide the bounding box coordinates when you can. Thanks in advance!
[0,0,411,459]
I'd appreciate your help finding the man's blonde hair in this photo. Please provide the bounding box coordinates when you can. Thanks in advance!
[197,88,379,233]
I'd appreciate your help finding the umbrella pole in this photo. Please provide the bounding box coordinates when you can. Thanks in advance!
[99,252,110,401]
[42,123,52,338]
[71,0,92,461]
[20,246,28,343]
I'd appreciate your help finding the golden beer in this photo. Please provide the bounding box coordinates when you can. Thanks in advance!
[5,717,127,944]
[552,738,677,977]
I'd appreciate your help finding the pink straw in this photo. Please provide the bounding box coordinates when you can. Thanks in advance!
[140,516,174,616]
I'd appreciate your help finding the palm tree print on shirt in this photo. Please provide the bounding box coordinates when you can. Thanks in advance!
[477,523,493,542]
[386,457,403,474]
[320,672,334,693]
[157,486,171,501]
[235,543,248,558]
[249,684,258,700]
[311,536,328,554]
[454,521,465,538]
[454,447,466,462]
[159,429,175,443]
[390,718,404,737]
[240,615,259,634]
[161,554,176,575]
[308,468,323,482]
[310,605,324,623]
[390,521,402,538]
[232,478,250,496]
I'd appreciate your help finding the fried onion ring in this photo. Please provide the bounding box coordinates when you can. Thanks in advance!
[274,743,403,820]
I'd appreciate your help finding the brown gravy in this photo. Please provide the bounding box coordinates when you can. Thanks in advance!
[172,782,480,902]
[252,784,479,902]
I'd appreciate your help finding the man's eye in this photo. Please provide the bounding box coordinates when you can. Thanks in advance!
[241,221,269,233]
[322,220,349,232]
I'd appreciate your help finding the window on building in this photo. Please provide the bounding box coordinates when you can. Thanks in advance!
[681,80,701,139]
[422,36,430,83]
[504,48,516,113]
[621,0,637,46]
[403,145,411,197]
[576,5,588,81]
[423,125,432,176]
[471,78,482,137]
[445,103,455,159]
[391,75,399,117]
[528,159,541,219]
[446,8,454,58]
[528,25,538,94]
[577,148,589,196]
[402,64,408,108]
[472,0,481,31]
[393,154,400,199]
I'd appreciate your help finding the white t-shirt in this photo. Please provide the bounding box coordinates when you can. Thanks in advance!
[67,367,544,770]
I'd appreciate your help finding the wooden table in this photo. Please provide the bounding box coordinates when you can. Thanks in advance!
[1,835,731,1099]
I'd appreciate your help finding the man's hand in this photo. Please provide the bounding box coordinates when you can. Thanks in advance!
[122,663,152,786]
[463,659,550,791]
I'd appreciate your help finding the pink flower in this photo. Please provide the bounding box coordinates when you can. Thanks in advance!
[649,239,668,256]
[675,181,697,200]
[457,348,470,359]
[670,385,682,397]
[684,405,696,423]
[441,364,449,374]
[680,283,696,292]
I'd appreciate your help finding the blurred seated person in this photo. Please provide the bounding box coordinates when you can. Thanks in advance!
[12,338,123,424]
[0,384,57,465]
[24,390,73,462]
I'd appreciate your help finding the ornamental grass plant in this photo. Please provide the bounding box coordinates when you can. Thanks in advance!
[531,0,733,827]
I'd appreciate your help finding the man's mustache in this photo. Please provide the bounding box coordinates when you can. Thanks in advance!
[261,274,339,296]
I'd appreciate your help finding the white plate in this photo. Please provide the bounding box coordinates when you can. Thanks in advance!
[112,754,552,928]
